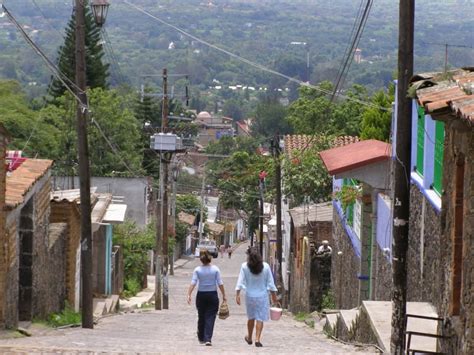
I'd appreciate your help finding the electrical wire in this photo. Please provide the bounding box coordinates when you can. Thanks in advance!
[331,0,373,103]
[1,4,85,105]
[121,0,389,112]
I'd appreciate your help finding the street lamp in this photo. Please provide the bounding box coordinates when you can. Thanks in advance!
[91,0,110,27]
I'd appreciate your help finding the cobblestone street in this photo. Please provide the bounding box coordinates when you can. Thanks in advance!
[0,243,376,354]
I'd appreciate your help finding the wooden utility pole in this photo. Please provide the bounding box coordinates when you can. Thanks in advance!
[75,0,93,329]
[162,68,170,309]
[273,135,284,293]
[154,185,162,310]
[391,0,414,353]
[258,175,265,257]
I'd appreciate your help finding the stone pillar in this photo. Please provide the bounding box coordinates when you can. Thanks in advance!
[358,183,373,304]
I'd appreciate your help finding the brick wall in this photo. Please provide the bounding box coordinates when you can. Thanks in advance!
[32,223,67,319]
[4,214,19,328]
[331,214,360,309]
[438,121,474,354]
[50,202,81,307]
[0,130,7,327]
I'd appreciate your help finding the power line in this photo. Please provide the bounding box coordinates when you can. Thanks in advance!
[1,4,84,104]
[121,0,389,112]
[331,0,373,102]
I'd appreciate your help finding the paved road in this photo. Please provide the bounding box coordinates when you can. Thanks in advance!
[0,243,376,354]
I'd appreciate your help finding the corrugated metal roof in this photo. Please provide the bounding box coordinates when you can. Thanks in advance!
[320,139,391,175]
[414,69,474,123]
[6,159,53,209]
[51,187,98,203]
[103,203,127,224]
[289,202,333,227]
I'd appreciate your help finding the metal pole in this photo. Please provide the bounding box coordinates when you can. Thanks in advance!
[274,135,284,293]
[259,179,264,257]
[162,68,169,310]
[199,171,206,240]
[75,0,93,329]
[391,0,414,353]
[155,170,162,310]
[170,159,177,276]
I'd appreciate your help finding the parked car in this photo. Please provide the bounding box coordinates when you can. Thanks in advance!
[197,239,219,258]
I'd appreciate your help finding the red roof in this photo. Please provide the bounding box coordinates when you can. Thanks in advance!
[6,159,53,209]
[414,69,474,123]
[319,139,391,175]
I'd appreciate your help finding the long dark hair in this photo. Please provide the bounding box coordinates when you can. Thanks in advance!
[247,247,263,275]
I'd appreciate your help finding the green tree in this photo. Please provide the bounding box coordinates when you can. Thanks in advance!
[0,80,65,161]
[360,85,394,142]
[282,136,333,206]
[252,97,291,137]
[205,136,260,156]
[48,1,109,100]
[286,82,333,134]
[223,98,245,121]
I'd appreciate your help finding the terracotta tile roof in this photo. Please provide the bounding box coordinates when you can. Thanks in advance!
[319,139,391,175]
[236,121,252,136]
[284,135,359,156]
[414,69,474,123]
[332,135,360,148]
[6,159,53,209]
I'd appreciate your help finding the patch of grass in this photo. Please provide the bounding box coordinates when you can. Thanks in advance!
[47,304,81,328]
[123,278,141,298]
[294,312,309,322]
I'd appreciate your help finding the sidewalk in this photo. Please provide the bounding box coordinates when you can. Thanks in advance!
[120,255,195,311]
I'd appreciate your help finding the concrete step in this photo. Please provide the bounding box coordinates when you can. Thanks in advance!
[93,299,107,318]
[361,301,439,353]
[105,295,119,314]
[323,312,339,336]
[337,309,359,341]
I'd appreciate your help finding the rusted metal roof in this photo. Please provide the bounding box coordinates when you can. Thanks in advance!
[6,159,53,209]
[178,211,196,226]
[319,139,391,175]
[207,222,224,235]
[414,69,474,123]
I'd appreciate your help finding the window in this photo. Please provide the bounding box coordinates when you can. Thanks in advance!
[416,106,425,176]
[433,121,444,195]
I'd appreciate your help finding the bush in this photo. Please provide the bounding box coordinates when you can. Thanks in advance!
[47,303,81,327]
[114,221,155,297]
[321,290,336,310]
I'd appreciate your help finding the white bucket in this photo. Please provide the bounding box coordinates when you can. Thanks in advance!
[270,306,282,321]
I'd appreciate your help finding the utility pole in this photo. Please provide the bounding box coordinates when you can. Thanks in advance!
[199,171,206,240]
[75,0,93,329]
[258,171,266,257]
[161,68,170,310]
[170,158,178,276]
[273,135,284,294]
[391,0,414,353]
[155,173,162,310]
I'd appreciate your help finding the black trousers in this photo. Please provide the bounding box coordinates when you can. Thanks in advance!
[196,291,219,342]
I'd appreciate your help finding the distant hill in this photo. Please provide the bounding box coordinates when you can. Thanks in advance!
[0,0,472,98]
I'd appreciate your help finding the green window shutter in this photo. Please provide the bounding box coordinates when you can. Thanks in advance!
[346,203,354,226]
[433,121,444,195]
[416,106,425,176]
